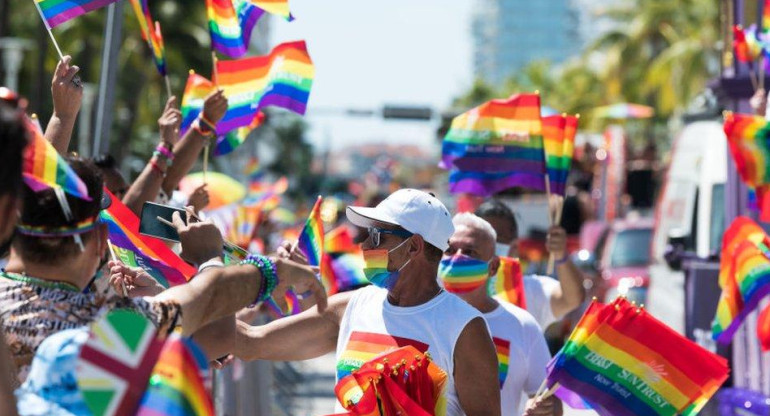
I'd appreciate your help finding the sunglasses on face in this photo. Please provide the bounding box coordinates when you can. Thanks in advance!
[367,227,413,248]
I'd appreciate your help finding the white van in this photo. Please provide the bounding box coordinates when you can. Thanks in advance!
[647,120,727,334]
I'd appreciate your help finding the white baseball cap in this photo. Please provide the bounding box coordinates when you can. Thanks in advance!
[346,189,454,251]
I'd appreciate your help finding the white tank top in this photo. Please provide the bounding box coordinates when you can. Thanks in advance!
[335,285,483,416]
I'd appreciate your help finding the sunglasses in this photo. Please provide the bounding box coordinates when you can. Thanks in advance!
[367,227,412,248]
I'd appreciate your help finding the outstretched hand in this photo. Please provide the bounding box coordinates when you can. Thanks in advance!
[188,184,210,213]
[51,56,82,120]
[108,260,166,298]
[270,258,327,313]
[276,240,309,265]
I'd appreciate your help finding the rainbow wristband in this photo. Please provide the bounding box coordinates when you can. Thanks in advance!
[197,115,217,134]
[240,255,279,307]
[155,144,174,160]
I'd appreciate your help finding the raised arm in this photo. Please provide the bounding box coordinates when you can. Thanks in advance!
[234,290,354,362]
[45,56,83,154]
[546,226,585,319]
[122,96,181,214]
[454,317,501,416]
[162,90,227,195]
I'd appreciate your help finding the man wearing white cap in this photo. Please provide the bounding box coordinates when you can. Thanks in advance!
[235,189,501,416]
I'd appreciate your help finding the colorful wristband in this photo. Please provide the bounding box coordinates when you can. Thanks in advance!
[152,151,174,166]
[155,144,174,160]
[149,158,166,177]
[240,254,279,307]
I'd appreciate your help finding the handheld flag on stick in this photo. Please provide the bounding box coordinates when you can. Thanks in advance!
[297,196,324,267]
[723,112,770,220]
[488,256,526,308]
[33,0,120,58]
[207,0,264,58]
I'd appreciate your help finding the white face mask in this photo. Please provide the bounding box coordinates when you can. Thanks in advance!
[495,243,510,257]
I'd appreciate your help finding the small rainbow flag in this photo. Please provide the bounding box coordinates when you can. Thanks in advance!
[324,226,359,254]
[136,334,215,416]
[35,0,121,28]
[758,303,770,351]
[101,189,195,287]
[22,117,91,201]
[252,0,293,21]
[712,217,770,345]
[214,40,314,132]
[493,337,510,388]
[441,93,546,196]
[207,0,264,58]
[764,0,770,33]
[321,252,368,295]
[128,0,152,41]
[179,71,264,155]
[214,111,265,156]
[150,21,167,77]
[543,114,579,196]
[548,298,729,416]
[733,25,762,63]
[488,256,526,309]
[723,112,770,219]
[297,196,324,267]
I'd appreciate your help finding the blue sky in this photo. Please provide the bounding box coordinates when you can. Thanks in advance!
[272,0,473,151]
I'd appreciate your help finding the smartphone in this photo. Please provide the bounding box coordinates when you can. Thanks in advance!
[139,202,188,242]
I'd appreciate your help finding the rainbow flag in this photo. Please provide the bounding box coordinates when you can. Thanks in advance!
[548,298,729,416]
[723,113,770,219]
[336,331,429,381]
[214,40,314,132]
[488,256,526,309]
[734,25,762,63]
[214,111,265,156]
[101,189,195,287]
[252,0,293,21]
[321,252,368,295]
[441,93,546,196]
[764,0,770,33]
[128,0,152,41]
[150,21,167,77]
[759,303,770,351]
[207,0,264,58]
[35,0,120,28]
[22,117,91,201]
[543,114,579,196]
[136,334,215,416]
[179,71,264,155]
[297,196,324,266]
[493,337,510,388]
[325,226,359,254]
[712,238,770,344]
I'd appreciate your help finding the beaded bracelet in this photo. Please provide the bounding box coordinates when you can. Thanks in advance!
[192,119,214,138]
[199,114,217,132]
[152,151,174,167]
[240,254,279,306]
[155,144,175,160]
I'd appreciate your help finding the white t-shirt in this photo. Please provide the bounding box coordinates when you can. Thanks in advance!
[487,299,551,416]
[335,285,483,416]
[523,274,559,329]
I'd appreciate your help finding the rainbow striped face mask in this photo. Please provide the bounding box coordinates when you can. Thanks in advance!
[362,238,412,290]
[438,254,491,294]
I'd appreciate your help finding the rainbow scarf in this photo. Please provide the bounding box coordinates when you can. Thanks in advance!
[207,0,264,58]
[35,0,120,28]
[136,334,215,415]
[441,93,546,196]
[297,196,324,266]
[548,298,729,416]
[22,117,91,201]
[179,71,264,155]
[101,189,195,288]
[543,114,579,196]
[712,217,770,344]
[438,254,489,294]
[488,256,526,308]
[214,40,314,132]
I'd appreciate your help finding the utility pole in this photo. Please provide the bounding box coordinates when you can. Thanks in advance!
[92,2,124,156]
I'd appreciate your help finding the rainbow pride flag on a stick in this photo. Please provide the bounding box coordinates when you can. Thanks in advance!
[35,0,121,28]
[207,0,264,58]
[543,114,579,197]
[127,0,165,76]
[251,0,293,21]
[178,71,265,156]
[440,93,546,196]
[547,298,729,416]
[214,40,314,132]
[101,189,195,287]
[297,196,324,267]
[23,117,91,201]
